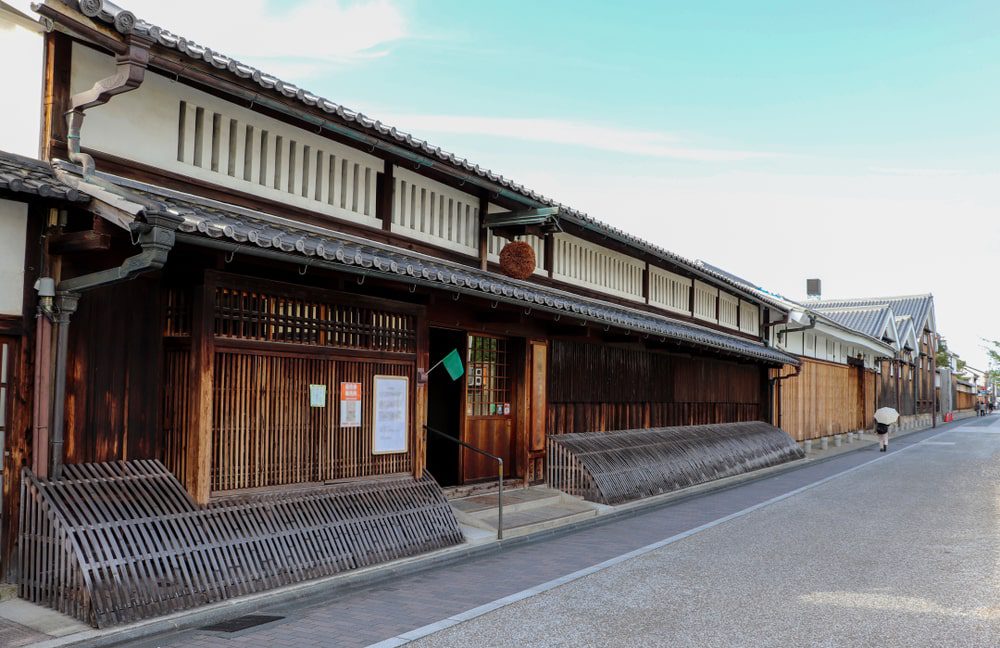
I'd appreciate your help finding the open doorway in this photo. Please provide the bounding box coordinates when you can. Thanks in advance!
[426,328,465,486]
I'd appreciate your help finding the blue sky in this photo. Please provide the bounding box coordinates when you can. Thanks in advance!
[82,0,1000,367]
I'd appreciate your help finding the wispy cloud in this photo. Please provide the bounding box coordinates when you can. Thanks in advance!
[379,114,775,162]
[121,0,407,77]
[869,166,967,177]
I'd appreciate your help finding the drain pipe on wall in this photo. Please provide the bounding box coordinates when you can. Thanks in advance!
[770,364,803,431]
[48,211,182,479]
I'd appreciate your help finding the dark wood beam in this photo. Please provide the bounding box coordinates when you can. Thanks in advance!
[478,193,489,271]
[377,159,394,232]
[48,231,112,254]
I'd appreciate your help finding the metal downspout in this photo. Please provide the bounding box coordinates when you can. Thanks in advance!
[65,39,150,178]
[48,212,182,479]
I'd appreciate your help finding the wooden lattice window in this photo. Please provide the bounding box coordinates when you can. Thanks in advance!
[213,283,416,354]
[163,286,192,337]
[466,335,510,417]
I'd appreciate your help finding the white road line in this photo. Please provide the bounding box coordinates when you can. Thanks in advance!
[366,428,954,648]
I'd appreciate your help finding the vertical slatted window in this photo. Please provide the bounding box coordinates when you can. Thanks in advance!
[391,166,480,255]
[649,267,692,314]
[719,292,739,329]
[693,281,719,322]
[739,301,760,335]
[552,234,644,301]
[174,100,381,224]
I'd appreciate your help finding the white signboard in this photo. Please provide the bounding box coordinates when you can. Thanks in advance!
[373,375,408,454]
[309,384,327,408]
[340,382,362,428]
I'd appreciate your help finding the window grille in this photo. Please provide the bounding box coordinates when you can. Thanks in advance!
[466,335,510,417]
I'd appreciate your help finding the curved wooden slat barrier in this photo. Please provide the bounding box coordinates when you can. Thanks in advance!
[546,422,805,505]
[19,460,462,628]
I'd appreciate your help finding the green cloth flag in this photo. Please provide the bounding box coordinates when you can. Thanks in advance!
[442,348,464,380]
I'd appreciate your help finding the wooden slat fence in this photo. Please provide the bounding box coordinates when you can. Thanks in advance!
[546,421,804,505]
[547,340,763,434]
[773,358,870,441]
[19,460,461,628]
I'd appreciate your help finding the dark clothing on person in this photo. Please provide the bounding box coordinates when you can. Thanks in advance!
[875,422,890,452]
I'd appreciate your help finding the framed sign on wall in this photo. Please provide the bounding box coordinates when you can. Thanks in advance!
[372,375,409,454]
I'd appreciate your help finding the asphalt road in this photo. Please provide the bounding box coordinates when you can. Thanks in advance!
[411,415,1000,648]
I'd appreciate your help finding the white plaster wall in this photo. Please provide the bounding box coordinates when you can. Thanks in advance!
[71,43,382,226]
[0,8,44,157]
[0,199,28,315]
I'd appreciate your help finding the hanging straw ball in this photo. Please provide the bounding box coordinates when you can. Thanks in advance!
[499,240,536,280]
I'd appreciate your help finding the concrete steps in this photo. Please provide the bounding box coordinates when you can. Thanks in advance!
[450,486,600,539]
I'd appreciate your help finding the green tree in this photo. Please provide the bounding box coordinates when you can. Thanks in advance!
[983,338,1000,387]
[935,338,951,368]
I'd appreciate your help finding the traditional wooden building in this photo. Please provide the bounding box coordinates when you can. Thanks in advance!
[812,294,938,430]
[0,0,808,623]
[768,304,897,444]
[695,269,898,444]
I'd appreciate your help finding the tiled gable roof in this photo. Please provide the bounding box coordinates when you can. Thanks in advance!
[811,306,893,340]
[812,295,934,333]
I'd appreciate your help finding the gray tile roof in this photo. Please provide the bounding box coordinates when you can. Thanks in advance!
[0,150,87,203]
[51,0,791,314]
[698,262,896,351]
[812,306,893,340]
[812,295,934,333]
[47,157,799,367]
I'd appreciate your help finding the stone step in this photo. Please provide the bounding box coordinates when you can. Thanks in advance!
[440,478,522,501]
[451,486,567,518]
[480,501,599,539]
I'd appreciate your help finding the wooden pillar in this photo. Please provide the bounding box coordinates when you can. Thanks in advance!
[642,262,650,305]
[377,160,394,232]
[186,275,215,504]
[930,334,937,426]
[527,340,548,484]
[544,233,555,279]
[413,316,429,479]
[478,195,489,271]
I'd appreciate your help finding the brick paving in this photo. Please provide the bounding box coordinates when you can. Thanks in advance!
[127,424,948,648]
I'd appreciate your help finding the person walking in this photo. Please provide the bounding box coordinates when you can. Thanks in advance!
[875,420,890,452]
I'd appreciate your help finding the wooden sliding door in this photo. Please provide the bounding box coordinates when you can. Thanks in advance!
[462,334,515,483]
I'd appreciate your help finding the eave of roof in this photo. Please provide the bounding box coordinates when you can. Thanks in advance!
[45,156,799,367]
[698,263,895,351]
[0,150,88,203]
[40,0,792,315]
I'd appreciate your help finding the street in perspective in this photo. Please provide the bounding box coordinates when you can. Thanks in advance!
[0,1,998,647]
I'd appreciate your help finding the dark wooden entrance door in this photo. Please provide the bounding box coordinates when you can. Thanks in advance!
[462,334,514,482]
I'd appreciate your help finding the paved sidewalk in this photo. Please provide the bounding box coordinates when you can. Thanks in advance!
[118,422,956,648]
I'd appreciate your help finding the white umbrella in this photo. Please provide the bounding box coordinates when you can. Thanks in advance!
[874,407,900,425]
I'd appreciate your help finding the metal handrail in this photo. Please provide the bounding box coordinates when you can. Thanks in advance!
[423,425,505,540]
